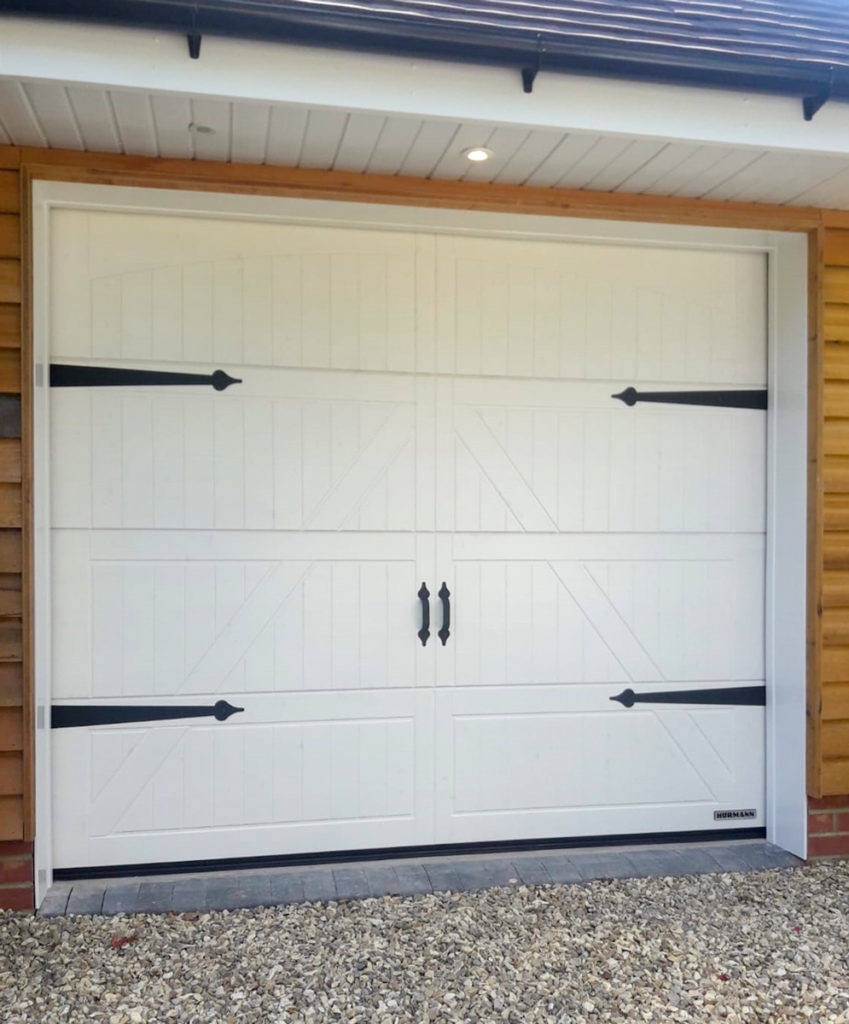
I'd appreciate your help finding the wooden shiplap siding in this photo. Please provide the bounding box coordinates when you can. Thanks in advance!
[818,226,849,793]
[0,151,27,858]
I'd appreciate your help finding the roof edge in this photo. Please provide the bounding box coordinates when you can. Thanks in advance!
[2,0,847,106]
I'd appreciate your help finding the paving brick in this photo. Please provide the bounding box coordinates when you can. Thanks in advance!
[101,883,141,916]
[65,886,106,915]
[270,873,306,904]
[301,870,338,904]
[333,867,371,900]
[571,853,636,881]
[704,843,766,872]
[479,858,520,888]
[206,875,271,911]
[37,886,70,918]
[362,865,402,898]
[453,858,518,892]
[392,863,432,895]
[424,861,463,892]
[625,849,688,879]
[759,844,802,869]
[539,855,582,883]
[452,860,495,892]
[134,881,175,914]
[510,858,552,886]
[168,879,208,913]
[674,848,724,876]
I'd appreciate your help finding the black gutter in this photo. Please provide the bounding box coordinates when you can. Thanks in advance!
[2,0,847,112]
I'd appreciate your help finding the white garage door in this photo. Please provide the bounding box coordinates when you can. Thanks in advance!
[48,208,767,870]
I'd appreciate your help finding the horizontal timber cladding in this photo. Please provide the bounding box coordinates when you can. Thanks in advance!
[0,140,837,895]
[817,223,849,800]
[0,150,27,910]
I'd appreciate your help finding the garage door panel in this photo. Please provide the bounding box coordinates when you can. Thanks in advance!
[588,558,765,682]
[53,209,427,373]
[52,382,419,532]
[48,209,768,870]
[447,561,630,687]
[443,546,764,687]
[436,236,766,385]
[65,558,424,699]
[52,690,436,868]
[443,385,766,534]
[434,687,764,843]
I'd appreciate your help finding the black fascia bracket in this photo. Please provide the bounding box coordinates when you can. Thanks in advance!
[187,4,201,58]
[521,64,538,93]
[521,38,543,93]
[803,70,833,121]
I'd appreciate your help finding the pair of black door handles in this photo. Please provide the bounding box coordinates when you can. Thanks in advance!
[417,583,450,647]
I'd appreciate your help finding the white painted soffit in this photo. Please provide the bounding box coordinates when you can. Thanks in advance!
[3,14,849,207]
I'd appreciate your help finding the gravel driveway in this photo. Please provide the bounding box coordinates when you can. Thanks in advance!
[2,860,849,1023]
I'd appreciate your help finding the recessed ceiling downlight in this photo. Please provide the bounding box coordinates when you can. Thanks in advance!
[464,147,493,162]
[188,122,216,135]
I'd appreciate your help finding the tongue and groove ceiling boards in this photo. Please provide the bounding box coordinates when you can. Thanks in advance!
[2,82,849,208]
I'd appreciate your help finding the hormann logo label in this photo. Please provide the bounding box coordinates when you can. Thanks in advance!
[714,809,757,821]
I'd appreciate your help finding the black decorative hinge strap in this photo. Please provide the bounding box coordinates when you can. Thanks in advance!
[50,365,241,391]
[612,387,767,410]
[51,700,244,728]
[610,686,766,708]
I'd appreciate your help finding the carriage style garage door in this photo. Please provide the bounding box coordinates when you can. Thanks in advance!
[47,205,768,870]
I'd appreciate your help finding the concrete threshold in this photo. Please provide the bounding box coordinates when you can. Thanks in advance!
[38,839,802,918]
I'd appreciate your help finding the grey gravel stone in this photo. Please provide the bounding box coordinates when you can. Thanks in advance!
[7,859,848,1024]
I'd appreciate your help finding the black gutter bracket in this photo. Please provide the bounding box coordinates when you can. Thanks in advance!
[521,38,544,94]
[803,68,833,121]
[187,4,201,58]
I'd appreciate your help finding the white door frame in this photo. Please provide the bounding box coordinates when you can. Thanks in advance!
[31,180,809,904]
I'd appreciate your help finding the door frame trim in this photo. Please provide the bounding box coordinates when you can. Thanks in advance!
[31,180,808,903]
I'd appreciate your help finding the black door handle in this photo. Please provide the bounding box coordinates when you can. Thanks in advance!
[417,583,430,646]
[438,582,451,646]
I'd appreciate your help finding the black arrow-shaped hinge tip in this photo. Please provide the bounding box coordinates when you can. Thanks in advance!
[612,387,638,407]
[213,700,244,721]
[211,370,242,391]
[610,688,636,708]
